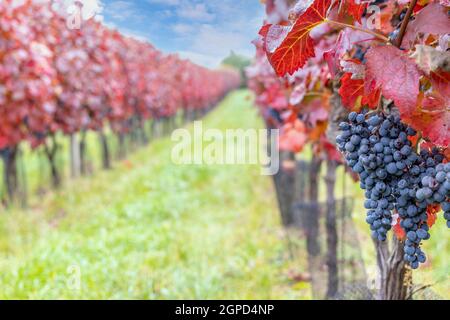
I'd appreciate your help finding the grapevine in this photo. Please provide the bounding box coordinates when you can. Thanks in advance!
[248,0,449,298]
[0,0,240,151]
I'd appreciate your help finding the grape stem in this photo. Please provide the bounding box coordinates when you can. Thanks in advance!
[365,96,384,117]
[395,0,418,48]
[414,132,422,153]
[326,19,389,43]
[375,95,383,113]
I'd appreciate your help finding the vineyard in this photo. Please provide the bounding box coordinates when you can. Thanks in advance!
[0,0,240,204]
[0,0,448,302]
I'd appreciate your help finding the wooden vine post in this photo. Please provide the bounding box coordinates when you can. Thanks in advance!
[79,130,88,176]
[99,130,111,170]
[70,134,81,178]
[307,156,322,257]
[2,146,19,204]
[43,134,61,188]
[325,159,338,298]
[305,154,323,298]
[117,132,127,160]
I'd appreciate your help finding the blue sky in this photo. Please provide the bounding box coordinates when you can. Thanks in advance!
[100,0,265,68]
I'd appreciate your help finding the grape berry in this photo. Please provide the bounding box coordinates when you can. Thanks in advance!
[337,112,449,269]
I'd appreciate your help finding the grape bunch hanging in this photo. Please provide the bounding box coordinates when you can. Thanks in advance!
[337,112,450,269]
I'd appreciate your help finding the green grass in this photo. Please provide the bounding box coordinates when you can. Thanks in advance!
[0,90,310,299]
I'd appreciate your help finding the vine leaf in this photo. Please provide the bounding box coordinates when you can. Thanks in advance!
[324,28,373,77]
[407,71,450,147]
[393,216,406,241]
[339,72,380,111]
[263,0,333,76]
[365,45,420,112]
[401,3,450,49]
[258,23,272,38]
[426,204,440,229]
[279,119,308,153]
[339,0,368,24]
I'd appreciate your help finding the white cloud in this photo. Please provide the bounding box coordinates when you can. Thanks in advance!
[177,3,214,22]
[170,2,265,68]
[148,0,214,22]
[173,24,256,68]
[147,0,180,5]
[192,25,249,56]
[171,23,194,35]
[104,0,139,21]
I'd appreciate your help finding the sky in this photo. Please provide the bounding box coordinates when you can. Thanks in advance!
[97,0,265,68]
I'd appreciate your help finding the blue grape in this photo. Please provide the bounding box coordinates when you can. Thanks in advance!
[336,112,448,268]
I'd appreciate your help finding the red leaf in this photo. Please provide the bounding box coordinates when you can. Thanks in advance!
[412,3,426,14]
[339,0,368,24]
[430,70,450,99]
[378,1,396,34]
[339,73,380,111]
[265,0,333,76]
[279,119,308,153]
[339,73,365,110]
[0,135,8,149]
[259,24,272,38]
[361,84,381,108]
[322,137,342,162]
[402,3,450,49]
[393,216,406,241]
[365,46,420,112]
[408,71,450,146]
[426,204,440,229]
[324,28,374,77]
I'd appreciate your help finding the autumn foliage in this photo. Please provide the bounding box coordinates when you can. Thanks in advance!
[0,0,240,150]
[251,0,449,150]
[247,0,449,240]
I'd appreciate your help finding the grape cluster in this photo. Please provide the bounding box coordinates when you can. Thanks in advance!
[337,112,449,269]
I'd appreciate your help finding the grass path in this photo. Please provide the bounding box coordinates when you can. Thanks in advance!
[0,90,310,299]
